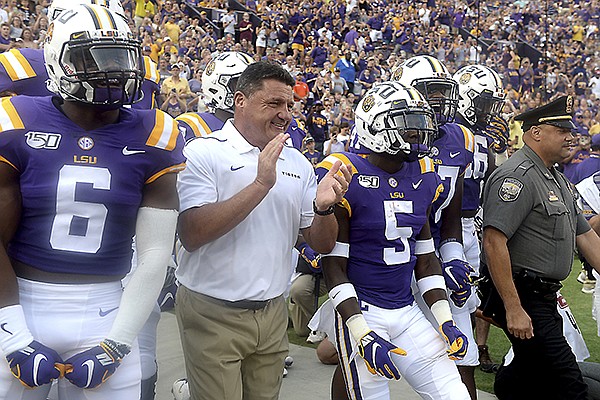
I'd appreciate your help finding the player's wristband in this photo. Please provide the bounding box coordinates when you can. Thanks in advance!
[416,275,446,295]
[313,200,335,216]
[346,313,371,343]
[439,240,465,262]
[321,241,350,258]
[415,238,435,255]
[0,305,34,354]
[430,299,453,326]
[329,282,358,309]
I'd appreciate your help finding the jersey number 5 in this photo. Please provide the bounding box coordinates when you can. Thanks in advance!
[383,200,413,265]
[50,165,111,253]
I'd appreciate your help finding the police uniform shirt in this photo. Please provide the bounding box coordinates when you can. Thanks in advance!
[482,144,590,281]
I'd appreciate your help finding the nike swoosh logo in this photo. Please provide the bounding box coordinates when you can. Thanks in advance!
[450,152,460,158]
[73,32,85,39]
[444,266,461,288]
[98,307,118,317]
[230,165,244,171]
[412,179,423,190]
[122,146,145,156]
[159,292,174,308]
[371,342,381,365]
[331,290,340,299]
[83,360,95,388]
[32,354,47,386]
[0,323,12,335]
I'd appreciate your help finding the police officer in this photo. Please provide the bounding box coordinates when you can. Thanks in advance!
[481,96,600,400]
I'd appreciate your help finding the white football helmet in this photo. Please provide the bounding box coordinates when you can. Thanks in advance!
[202,51,254,112]
[44,5,143,106]
[48,0,126,22]
[355,82,436,159]
[453,64,505,127]
[391,55,458,125]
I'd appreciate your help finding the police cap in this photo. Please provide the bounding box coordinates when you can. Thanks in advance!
[515,95,576,132]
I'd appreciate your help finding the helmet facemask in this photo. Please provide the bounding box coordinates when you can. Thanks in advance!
[412,78,458,126]
[471,90,504,128]
[54,33,143,106]
[369,99,436,161]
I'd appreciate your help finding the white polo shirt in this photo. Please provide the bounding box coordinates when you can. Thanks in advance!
[176,120,317,301]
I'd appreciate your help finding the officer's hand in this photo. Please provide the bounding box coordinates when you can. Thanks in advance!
[506,305,533,340]
[297,242,321,273]
[6,341,63,388]
[485,115,509,153]
[439,321,468,360]
[357,331,406,380]
[64,340,129,389]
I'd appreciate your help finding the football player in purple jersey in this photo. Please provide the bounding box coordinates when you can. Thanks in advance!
[394,55,478,398]
[176,51,308,150]
[0,5,184,400]
[317,81,470,400]
[453,64,508,376]
[0,0,159,111]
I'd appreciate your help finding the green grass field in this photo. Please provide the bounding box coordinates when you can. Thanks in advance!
[288,259,598,395]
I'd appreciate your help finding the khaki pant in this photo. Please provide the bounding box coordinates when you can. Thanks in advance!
[289,274,327,336]
[175,286,288,400]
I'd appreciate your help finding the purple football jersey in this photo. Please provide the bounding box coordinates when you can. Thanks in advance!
[316,153,442,309]
[132,56,161,110]
[573,154,600,184]
[287,118,306,151]
[176,111,226,142]
[463,128,494,212]
[0,96,185,276]
[429,123,474,244]
[0,48,52,97]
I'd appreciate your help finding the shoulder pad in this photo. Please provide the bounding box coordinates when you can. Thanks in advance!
[0,97,24,131]
[142,56,160,84]
[457,124,475,152]
[0,49,36,81]
[145,109,180,151]
[418,156,435,173]
[175,112,212,138]
[317,153,358,176]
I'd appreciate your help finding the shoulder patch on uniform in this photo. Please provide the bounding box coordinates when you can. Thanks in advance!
[498,177,523,202]
[458,124,475,152]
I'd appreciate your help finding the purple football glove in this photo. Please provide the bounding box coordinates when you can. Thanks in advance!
[439,321,468,360]
[6,341,63,388]
[357,331,406,380]
[64,340,129,389]
[485,115,509,153]
[442,259,474,307]
[298,242,321,273]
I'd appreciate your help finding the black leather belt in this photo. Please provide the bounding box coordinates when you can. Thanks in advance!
[199,292,278,310]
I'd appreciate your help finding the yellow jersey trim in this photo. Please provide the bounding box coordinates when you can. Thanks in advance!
[145,162,186,184]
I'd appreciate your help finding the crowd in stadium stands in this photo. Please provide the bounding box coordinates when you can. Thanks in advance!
[1,0,599,156]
